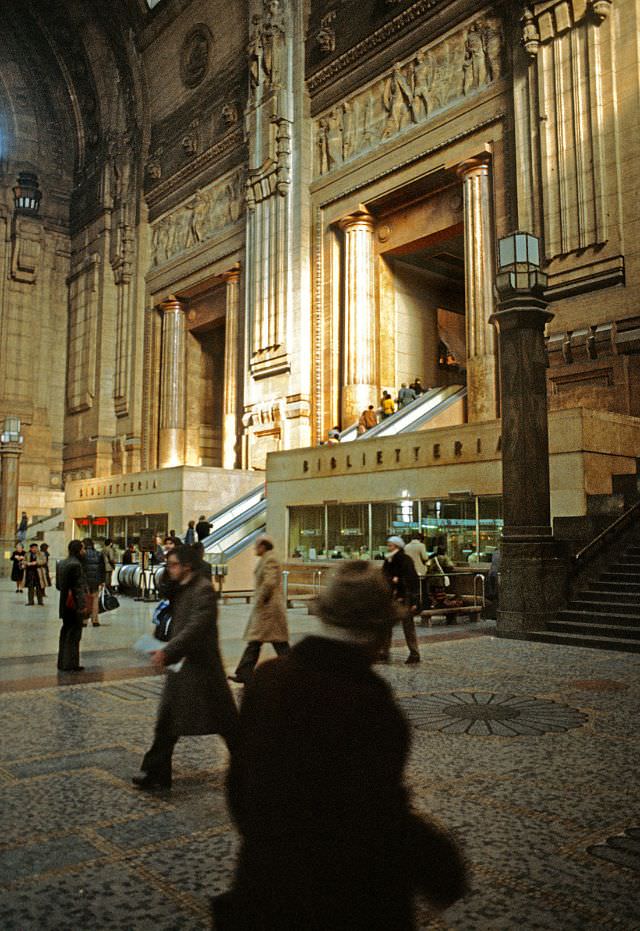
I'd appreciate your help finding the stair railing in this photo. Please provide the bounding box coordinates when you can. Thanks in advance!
[573,499,640,568]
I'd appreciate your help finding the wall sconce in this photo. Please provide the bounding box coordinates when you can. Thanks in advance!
[12,172,42,216]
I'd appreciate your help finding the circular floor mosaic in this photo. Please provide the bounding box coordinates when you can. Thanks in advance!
[399,692,588,737]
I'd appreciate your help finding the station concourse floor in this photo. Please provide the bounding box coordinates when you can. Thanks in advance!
[0,578,638,930]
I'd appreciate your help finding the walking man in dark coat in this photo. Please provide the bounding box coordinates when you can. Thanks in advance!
[213,560,467,930]
[133,545,238,791]
[381,535,421,663]
[82,538,105,626]
[56,540,88,672]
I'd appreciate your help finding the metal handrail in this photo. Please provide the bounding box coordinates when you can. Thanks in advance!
[574,498,640,565]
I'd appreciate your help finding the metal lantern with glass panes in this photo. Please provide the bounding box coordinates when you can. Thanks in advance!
[12,172,42,216]
[495,231,547,298]
[0,417,23,446]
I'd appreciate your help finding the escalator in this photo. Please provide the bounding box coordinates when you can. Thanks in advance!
[203,483,267,562]
[339,384,466,442]
[202,385,465,564]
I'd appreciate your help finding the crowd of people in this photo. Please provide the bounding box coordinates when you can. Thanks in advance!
[9,517,469,925]
[130,535,467,928]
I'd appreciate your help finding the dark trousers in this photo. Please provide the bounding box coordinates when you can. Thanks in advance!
[27,582,44,605]
[57,611,83,670]
[141,708,178,784]
[381,606,419,659]
[235,641,290,683]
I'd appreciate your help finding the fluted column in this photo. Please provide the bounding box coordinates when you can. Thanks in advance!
[223,267,241,469]
[339,210,377,425]
[158,295,187,469]
[0,441,22,577]
[458,157,498,422]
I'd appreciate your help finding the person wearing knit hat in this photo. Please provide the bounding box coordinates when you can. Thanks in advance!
[228,535,290,685]
[215,559,468,929]
[381,535,421,664]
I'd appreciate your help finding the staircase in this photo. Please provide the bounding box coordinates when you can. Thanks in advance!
[530,533,640,653]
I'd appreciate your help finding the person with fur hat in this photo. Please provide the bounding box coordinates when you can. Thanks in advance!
[381,535,421,663]
[213,560,467,930]
[228,535,290,685]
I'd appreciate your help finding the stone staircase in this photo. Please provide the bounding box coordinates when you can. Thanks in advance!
[529,536,640,653]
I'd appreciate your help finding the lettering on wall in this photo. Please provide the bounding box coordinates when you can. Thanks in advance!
[301,436,502,475]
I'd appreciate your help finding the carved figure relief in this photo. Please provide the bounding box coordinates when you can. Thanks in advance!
[150,167,245,267]
[316,11,336,54]
[180,24,212,89]
[221,102,239,127]
[181,120,200,157]
[314,15,504,177]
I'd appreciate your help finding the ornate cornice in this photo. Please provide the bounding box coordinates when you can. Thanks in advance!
[145,127,243,211]
[307,0,445,96]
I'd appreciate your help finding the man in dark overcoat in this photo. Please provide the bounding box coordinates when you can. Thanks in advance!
[133,544,238,791]
[213,560,467,931]
[56,540,88,672]
[381,535,421,663]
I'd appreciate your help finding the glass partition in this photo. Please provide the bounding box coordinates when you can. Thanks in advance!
[288,505,325,560]
[288,496,502,565]
[327,503,368,559]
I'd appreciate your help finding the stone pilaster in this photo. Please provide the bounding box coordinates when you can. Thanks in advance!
[458,157,498,423]
[0,441,22,577]
[339,210,377,425]
[490,289,569,636]
[158,295,187,469]
[223,267,241,469]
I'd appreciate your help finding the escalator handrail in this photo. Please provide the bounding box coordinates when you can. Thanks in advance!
[206,482,266,527]
[339,387,442,441]
[377,385,468,436]
[202,498,267,550]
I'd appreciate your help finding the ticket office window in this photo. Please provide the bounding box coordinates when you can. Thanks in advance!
[370,501,419,559]
[327,504,368,560]
[75,514,168,550]
[288,506,325,560]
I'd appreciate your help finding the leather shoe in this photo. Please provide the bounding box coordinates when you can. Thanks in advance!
[405,653,421,665]
[132,774,171,791]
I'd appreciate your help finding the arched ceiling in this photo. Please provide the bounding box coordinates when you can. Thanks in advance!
[0,0,148,228]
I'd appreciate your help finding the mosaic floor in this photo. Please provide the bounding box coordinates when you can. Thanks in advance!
[0,581,639,929]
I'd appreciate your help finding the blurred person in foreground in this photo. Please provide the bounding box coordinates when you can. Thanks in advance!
[213,560,467,930]
[133,545,238,791]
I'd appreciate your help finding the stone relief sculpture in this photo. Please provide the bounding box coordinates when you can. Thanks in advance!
[316,11,336,54]
[315,15,504,177]
[180,24,211,89]
[150,167,245,267]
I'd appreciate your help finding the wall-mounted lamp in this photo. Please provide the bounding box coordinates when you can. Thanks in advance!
[13,172,42,216]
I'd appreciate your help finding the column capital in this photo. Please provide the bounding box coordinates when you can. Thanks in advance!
[223,264,241,285]
[456,155,491,181]
[338,209,375,234]
[158,294,186,314]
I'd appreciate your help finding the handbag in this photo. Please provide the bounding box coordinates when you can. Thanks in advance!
[152,598,173,642]
[65,589,76,610]
[98,588,120,614]
[433,557,450,588]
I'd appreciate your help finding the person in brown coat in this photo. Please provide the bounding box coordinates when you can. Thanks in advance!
[133,545,238,791]
[228,535,290,685]
[213,560,467,931]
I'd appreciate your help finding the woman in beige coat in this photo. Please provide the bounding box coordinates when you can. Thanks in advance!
[228,535,290,685]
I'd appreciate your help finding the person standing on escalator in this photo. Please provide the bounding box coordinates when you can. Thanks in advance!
[196,515,212,542]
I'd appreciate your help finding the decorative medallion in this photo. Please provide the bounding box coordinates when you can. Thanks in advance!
[180,24,212,89]
[588,828,640,871]
[399,692,588,737]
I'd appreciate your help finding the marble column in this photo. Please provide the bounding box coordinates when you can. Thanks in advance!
[223,267,241,470]
[158,295,187,469]
[0,440,22,577]
[339,210,377,426]
[458,157,498,422]
[490,285,569,636]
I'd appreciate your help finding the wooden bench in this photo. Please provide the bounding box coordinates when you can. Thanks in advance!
[220,591,253,604]
[287,594,318,612]
[419,605,483,627]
